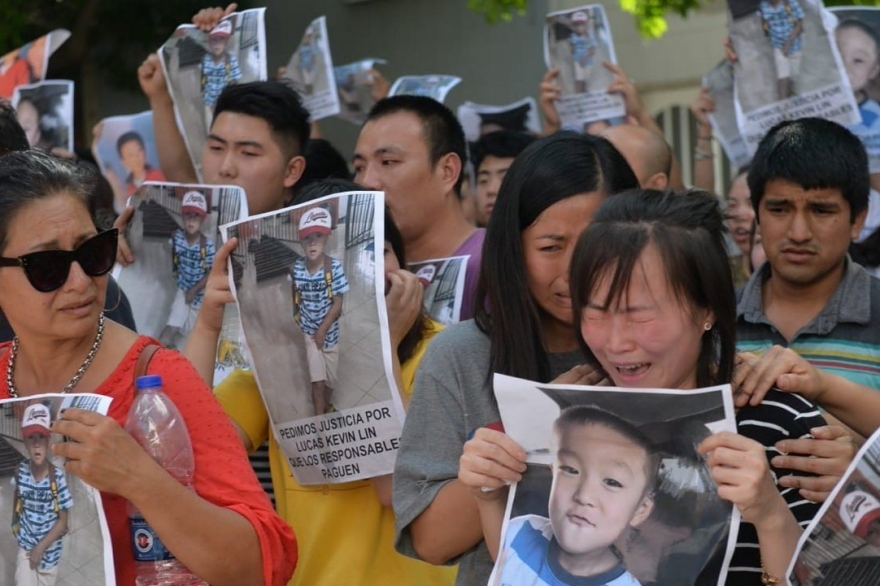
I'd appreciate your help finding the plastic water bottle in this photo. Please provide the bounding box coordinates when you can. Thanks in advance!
[125,375,206,586]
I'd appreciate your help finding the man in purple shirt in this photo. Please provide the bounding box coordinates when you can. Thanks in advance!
[354,95,484,321]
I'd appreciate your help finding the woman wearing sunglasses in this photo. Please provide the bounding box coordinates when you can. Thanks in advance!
[0,151,297,586]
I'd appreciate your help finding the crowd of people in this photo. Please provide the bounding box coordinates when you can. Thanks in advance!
[1,3,880,586]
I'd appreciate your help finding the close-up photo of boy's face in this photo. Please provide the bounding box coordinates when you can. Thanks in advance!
[837,24,880,95]
[303,232,328,262]
[549,422,654,563]
[183,211,205,236]
[209,35,229,57]
[25,432,50,467]
[119,138,147,174]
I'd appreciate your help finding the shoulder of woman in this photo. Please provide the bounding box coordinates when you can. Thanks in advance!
[423,319,490,360]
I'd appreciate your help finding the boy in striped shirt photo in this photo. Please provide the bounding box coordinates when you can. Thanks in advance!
[290,206,349,416]
[12,403,72,586]
[160,190,215,348]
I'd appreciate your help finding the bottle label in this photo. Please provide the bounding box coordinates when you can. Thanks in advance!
[130,516,175,562]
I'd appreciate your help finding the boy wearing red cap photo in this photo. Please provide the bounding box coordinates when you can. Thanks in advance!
[201,18,242,123]
[161,190,215,348]
[13,403,73,586]
[841,488,880,547]
[289,206,349,415]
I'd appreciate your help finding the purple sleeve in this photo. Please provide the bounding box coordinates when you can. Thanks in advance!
[455,229,485,321]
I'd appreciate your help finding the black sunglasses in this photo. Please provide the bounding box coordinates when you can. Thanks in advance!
[0,229,119,293]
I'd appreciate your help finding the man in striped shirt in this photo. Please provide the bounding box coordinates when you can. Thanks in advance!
[14,404,73,586]
[732,118,874,583]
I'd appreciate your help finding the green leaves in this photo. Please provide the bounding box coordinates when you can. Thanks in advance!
[468,0,528,24]
[619,0,708,38]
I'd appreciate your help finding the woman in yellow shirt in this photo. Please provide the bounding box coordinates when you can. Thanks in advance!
[185,179,455,585]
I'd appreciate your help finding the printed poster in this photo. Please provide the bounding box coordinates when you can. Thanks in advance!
[788,426,880,586]
[729,0,859,153]
[91,111,166,214]
[221,191,406,485]
[113,182,248,349]
[0,29,70,99]
[489,375,739,586]
[282,16,339,121]
[457,97,541,142]
[408,256,468,326]
[11,80,74,153]
[388,75,462,103]
[544,5,625,132]
[704,61,751,170]
[334,58,387,125]
[159,8,267,180]
[0,394,115,585]
[829,7,880,174]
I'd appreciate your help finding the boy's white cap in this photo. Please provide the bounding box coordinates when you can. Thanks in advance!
[298,207,332,238]
[840,490,880,539]
[209,20,233,39]
[571,11,589,22]
[22,404,51,438]
[182,191,208,216]
[415,264,436,286]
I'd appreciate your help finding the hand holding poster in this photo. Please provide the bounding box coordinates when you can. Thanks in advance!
[12,81,74,153]
[114,182,248,349]
[159,8,267,180]
[334,58,387,125]
[0,30,70,99]
[489,375,739,586]
[92,111,166,214]
[0,394,115,585]
[388,75,462,103]
[703,61,751,170]
[282,16,340,121]
[787,426,880,586]
[544,5,624,131]
[457,97,541,142]
[221,191,406,485]
[729,0,859,153]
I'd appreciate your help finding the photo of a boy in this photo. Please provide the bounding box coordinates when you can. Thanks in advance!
[289,207,349,416]
[498,406,658,586]
[160,190,215,348]
[836,19,880,156]
[758,0,804,99]
[12,404,73,586]
[116,131,166,196]
[566,10,598,94]
[840,488,880,548]
[298,26,318,96]
[201,19,242,123]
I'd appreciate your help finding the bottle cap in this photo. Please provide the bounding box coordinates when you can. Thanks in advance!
[136,375,163,390]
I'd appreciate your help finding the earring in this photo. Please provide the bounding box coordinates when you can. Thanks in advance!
[704,322,712,331]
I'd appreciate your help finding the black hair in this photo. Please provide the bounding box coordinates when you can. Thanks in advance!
[837,19,880,59]
[553,405,660,492]
[366,95,467,195]
[475,132,638,382]
[0,99,29,155]
[292,178,431,366]
[470,130,536,174]
[116,131,145,155]
[0,150,96,253]
[295,139,351,193]
[747,118,869,222]
[570,189,735,388]
[213,81,311,160]
[477,103,532,134]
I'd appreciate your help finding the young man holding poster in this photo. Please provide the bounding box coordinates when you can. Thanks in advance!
[130,6,457,585]
[353,95,484,320]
